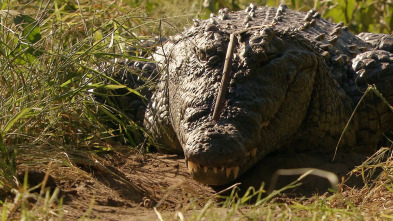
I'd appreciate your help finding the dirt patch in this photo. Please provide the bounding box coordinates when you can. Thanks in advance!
[2,147,389,220]
[9,147,215,220]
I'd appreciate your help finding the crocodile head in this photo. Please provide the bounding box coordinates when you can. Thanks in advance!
[142,5,389,185]
[154,25,323,185]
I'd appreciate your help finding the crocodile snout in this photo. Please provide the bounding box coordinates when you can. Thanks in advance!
[183,123,260,185]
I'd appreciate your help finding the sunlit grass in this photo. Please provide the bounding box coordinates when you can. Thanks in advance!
[0,0,165,197]
[135,0,392,33]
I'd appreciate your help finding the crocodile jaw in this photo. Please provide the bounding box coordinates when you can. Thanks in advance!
[186,147,259,185]
[183,120,269,185]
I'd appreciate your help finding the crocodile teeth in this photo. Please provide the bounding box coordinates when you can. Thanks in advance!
[187,161,199,173]
[233,167,239,179]
[251,148,257,158]
[261,121,269,127]
[226,167,232,178]
[188,162,240,179]
[188,161,193,173]
[245,151,250,158]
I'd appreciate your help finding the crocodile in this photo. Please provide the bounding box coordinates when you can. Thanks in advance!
[125,5,393,186]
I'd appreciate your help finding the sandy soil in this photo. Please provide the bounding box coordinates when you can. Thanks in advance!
[7,148,215,220]
[2,146,383,220]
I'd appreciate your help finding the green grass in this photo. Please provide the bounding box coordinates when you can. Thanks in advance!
[135,0,392,33]
[0,0,392,220]
[2,171,63,220]
[0,0,162,193]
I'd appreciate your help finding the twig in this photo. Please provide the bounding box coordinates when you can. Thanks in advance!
[212,33,236,121]
[212,25,271,122]
[213,182,241,196]
[267,168,339,194]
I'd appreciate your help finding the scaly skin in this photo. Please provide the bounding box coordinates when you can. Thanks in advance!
[143,5,393,185]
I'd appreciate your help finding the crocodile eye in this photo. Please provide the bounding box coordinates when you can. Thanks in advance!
[197,49,207,61]
[185,109,209,123]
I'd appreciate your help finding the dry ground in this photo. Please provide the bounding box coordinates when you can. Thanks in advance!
[3,147,214,220]
[2,146,393,220]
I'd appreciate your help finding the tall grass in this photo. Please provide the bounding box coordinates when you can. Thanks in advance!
[0,0,166,193]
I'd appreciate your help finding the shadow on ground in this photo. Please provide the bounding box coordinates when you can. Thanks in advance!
[213,150,369,197]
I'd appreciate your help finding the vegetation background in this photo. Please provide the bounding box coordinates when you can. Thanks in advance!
[0,0,392,219]
[134,0,392,34]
